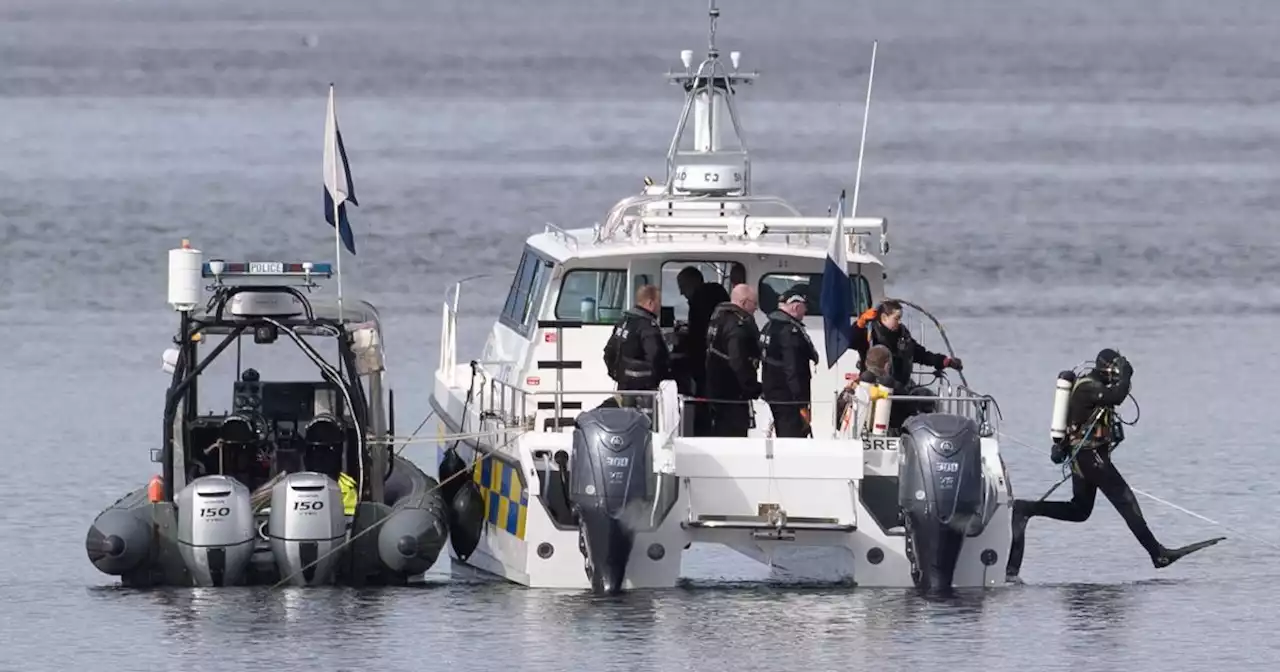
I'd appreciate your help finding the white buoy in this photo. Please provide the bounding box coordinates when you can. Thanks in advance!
[168,240,203,312]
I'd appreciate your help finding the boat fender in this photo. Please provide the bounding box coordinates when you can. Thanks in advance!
[438,447,468,505]
[448,480,486,561]
[1049,370,1076,442]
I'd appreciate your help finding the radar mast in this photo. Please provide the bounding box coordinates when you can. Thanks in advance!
[661,0,759,197]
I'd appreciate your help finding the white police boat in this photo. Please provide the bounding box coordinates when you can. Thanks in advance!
[429,1,1014,593]
[86,244,449,587]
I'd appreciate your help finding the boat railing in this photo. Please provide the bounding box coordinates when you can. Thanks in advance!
[594,192,889,252]
[438,271,514,386]
[476,374,665,434]
[837,382,1000,441]
[543,222,579,252]
[596,192,803,243]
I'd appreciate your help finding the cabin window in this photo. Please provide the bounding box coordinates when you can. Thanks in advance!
[554,269,628,324]
[758,272,872,317]
[499,248,554,335]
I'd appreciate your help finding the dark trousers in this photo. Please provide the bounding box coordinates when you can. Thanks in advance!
[690,371,715,437]
[1007,448,1161,576]
[770,402,811,438]
[709,402,751,437]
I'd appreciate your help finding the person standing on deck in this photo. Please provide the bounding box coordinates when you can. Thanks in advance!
[603,285,669,418]
[704,284,762,437]
[760,288,820,438]
[852,299,963,390]
[673,267,730,435]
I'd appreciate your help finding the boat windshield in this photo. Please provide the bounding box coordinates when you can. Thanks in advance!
[193,332,350,415]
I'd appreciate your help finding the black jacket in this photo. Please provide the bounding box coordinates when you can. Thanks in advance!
[704,302,762,400]
[1066,360,1133,450]
[853,321,948,389]
[603,307,669,390]
[760,310,820,402]
[671,282,730,387]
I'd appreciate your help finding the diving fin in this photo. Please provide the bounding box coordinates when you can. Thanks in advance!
[1153,536,1226,569]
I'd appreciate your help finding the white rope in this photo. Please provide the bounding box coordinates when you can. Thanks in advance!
[370,427,527,446]
[997,428,1280,551]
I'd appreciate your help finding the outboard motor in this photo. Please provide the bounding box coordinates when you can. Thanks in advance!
[567,407,656,595]
[176,475,256,587]
[897,414,998,593]
[267,472,347,586]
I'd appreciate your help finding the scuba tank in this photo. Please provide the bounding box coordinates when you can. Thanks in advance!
[1049,370,1077,442]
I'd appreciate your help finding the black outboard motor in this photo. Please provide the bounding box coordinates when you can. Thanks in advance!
[567,407,655,595]
[897,413,998,593]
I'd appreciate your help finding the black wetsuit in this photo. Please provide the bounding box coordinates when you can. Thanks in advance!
[1006,359,1223,578]
[704,302,762,437]
[760,310,819,438]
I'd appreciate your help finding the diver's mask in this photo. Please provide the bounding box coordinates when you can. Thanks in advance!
[1093,348,1126,385]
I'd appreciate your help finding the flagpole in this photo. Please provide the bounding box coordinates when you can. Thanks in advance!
[329,84,344,324]
[851,40,877,219]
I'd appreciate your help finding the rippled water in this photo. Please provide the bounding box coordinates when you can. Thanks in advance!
[3,0,1279,669]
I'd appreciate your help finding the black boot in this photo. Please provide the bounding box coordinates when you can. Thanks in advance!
[1151,537,1226,568]
[1005,500,1030,582]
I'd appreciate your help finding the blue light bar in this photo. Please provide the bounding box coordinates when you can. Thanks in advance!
[201,261,334,278]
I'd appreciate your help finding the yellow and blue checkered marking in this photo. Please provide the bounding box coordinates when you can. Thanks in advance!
[474,455,528,540]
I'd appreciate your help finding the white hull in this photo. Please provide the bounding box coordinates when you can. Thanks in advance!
[431,369,1012,591]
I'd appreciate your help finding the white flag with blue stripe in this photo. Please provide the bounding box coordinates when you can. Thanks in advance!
[820,189,852,368]
[323,84,358,255]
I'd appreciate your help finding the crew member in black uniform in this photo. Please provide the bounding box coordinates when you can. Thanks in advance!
[602,284,669,417]
[852,299,963,389]
[704,284,761,437]
[760,288,820,438]
[673,267,730,435]
[1005,349,1225,582]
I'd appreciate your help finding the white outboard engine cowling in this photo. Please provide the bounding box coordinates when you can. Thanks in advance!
[267,472,347,586]
[176,475,256,587]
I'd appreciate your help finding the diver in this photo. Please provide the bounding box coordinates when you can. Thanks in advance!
[704,284,762,437]
[853,299,962,390]
[603,284,670,418]
[760,288,819,438]
[1005,349,1225,581]
[673,267,730,435]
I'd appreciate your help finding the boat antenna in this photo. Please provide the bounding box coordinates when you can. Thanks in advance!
[850,40,878,218]
[707,0,719,56]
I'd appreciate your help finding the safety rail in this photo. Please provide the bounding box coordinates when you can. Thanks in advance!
[839,384,999,441]
[437,272,513,386]
[475,376,665,433]
[543,222,579,252]
[596,193,803,243]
